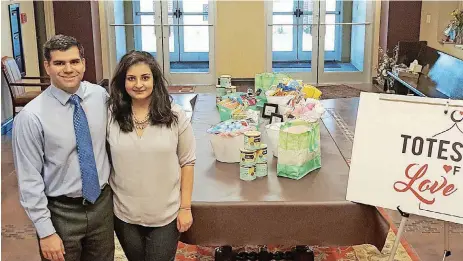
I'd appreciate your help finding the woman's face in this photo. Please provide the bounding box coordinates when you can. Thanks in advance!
[125,62,154,102]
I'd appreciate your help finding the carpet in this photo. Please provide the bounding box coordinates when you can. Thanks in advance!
[114,229,415,261]
[168,86,196,93]
[318,85,362,100]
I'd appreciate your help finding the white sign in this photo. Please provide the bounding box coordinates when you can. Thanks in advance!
[347,93,463,224]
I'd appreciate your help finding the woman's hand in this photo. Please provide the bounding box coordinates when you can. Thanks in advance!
[177,209,193,232]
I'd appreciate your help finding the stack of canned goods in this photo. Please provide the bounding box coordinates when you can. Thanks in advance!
[226,85,237,94]
[255,143,268,177]
[216,84,226,99]
[220,75,232,88]
[239,131,268,181]
[219,75,237,94]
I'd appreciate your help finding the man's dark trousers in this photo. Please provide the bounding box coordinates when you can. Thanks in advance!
[39,185,114,261]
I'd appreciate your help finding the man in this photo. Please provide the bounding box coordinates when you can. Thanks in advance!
[12,35,114,261]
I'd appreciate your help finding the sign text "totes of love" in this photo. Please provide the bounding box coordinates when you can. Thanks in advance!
[347,93,463,224]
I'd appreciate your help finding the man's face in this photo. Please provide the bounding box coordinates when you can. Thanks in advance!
[44,46,85,93]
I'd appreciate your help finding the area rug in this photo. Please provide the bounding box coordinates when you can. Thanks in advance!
[114,229,415,261]
[168,86,196,93]
[377,208,421,261]
[318,85,362,100]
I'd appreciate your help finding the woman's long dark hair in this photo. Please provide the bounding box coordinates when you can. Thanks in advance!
[108,50,178,132]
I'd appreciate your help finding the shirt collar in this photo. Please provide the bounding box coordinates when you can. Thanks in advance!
[49,82,86,105]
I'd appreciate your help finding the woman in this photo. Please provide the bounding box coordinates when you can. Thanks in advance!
[107,50,195,261]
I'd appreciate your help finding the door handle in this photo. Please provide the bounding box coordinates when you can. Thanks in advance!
[110,24,162,27]
[163,24,213,27]
[293,8,303,17]
[174,9,182,18]
[135,11,155,16]
[319,22,371,25]
[268,23,317,26]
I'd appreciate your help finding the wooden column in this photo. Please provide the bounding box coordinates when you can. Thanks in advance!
[379,0,423,55]
[52,1,102,83]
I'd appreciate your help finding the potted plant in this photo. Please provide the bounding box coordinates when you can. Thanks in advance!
[443,9,463,44]
[452,9,463,44]
[375,45,399,93]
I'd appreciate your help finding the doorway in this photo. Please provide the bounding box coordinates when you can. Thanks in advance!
[266,0,374,85]
[105,0,216,86]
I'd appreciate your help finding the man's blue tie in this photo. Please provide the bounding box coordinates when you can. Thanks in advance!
[69,94,101,204]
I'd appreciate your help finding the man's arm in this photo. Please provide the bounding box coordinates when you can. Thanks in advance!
[12,110,56,238]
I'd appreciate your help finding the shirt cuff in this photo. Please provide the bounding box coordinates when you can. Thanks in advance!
[35,218,56,238]
[181,160,196,167]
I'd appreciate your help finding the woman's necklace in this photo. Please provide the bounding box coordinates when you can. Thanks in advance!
[132,110,150,130]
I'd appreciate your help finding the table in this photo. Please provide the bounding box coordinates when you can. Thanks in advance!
[172,94,389,252]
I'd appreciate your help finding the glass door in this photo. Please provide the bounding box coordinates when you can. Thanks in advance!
[317,0,374,84]
[105,0,165,80]
[162,0,215,85]
[104,0,215,86]
[167,0,180,63]
[267,0,319,84]
[132,0,168,60]
[319,0,342,61]
[178,0,209,62]
[266,0,374,85]
[272,0,298,61]
[298,0,313,62]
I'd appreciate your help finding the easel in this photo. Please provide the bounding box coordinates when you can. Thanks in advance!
[370,95,460,260]
[387,206,452,261]
[443,222,451,261]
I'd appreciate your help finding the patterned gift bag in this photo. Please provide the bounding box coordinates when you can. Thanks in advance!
[277,120,321,180]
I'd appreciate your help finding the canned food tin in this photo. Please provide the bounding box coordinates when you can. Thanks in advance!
[244,131,261,150]
[256,143,268,163]
[240,148,256,165]
[216,85,226,97]
[226,86,237,93]
[220,75,232,88]
[240,164,256,181]
[256,163,268,177]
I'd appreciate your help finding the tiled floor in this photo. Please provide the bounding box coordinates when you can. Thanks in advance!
[2,84,462,261]
[2,134,41,261]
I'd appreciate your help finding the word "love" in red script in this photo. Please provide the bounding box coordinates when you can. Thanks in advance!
[393,163,457,205]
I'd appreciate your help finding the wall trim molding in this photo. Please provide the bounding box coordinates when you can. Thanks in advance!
[1,117,14,135]
[44,1,55,39]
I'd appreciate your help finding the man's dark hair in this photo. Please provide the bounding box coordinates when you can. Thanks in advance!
[43,34,84,61]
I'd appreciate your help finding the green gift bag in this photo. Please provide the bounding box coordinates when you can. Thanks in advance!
[254,72,290,107]
[254,72,290,94]
[217,104,236,122]
[277,120,321,180]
